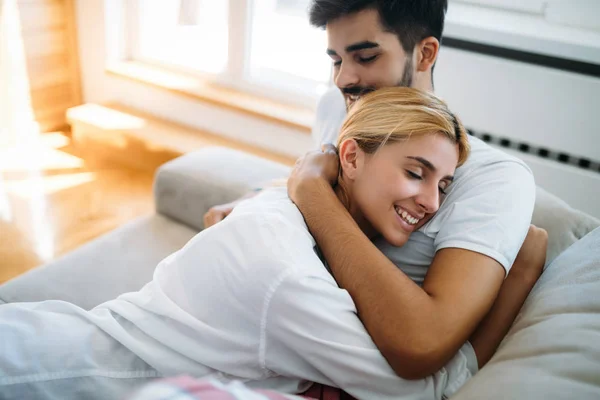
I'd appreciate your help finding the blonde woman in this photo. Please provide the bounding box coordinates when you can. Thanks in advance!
[0,88,545,400]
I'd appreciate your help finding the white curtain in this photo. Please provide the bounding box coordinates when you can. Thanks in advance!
[0,0,38,148]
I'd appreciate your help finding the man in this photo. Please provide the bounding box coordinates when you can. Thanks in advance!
[205,0,538,379]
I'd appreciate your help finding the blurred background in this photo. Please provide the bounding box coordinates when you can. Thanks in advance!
[1,0,599,281]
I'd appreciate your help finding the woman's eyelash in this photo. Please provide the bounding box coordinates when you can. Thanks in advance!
[407,171,422,180]
[408,170,448,194]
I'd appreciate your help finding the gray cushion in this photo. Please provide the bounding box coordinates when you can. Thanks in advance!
[0,215,197,309]
[453,226,600,400]
[532,186,600,266]
[155,146,291,232]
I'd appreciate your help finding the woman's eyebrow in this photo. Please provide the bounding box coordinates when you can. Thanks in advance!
[406,156,455,181]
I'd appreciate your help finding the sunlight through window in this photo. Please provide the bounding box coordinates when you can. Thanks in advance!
[136,0,228,74]
[247,0,331,97]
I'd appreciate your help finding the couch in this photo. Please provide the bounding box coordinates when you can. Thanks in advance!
[1,146,599,399]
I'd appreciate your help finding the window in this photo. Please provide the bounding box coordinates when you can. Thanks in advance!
[132,0,228,74]
[247,0,331,99]
[123,0,331,107]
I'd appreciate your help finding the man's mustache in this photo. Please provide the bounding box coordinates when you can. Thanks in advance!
[342,87,376,97]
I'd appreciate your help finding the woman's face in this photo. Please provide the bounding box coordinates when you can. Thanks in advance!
[341,134,459,247]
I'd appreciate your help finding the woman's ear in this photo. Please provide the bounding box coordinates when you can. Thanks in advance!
[338,139,361,180]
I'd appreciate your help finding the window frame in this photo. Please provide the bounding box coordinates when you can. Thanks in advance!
[121,0,332,109]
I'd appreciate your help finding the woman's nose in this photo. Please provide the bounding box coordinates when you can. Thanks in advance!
[416,185,440,214]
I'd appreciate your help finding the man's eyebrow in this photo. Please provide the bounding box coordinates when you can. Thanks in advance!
[326,41,380,56]
[407,156,455,181]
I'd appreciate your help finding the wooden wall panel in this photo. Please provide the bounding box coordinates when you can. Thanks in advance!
[17,0,82,132]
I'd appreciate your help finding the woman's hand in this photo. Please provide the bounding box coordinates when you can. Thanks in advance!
[287,144,340,205]
[511,224,548,284]
[469,224,548,368]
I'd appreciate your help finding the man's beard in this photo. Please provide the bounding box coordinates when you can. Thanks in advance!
[343,57,414,111]
[398,56,414,88]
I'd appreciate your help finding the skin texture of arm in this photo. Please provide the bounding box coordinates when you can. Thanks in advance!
[291,176,506,379]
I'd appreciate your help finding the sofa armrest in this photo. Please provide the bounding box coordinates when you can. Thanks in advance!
[154,147,292,231]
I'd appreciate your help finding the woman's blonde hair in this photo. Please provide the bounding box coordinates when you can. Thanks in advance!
[337,87,470,166]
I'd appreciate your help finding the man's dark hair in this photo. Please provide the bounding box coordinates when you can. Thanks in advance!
[309,0,448,53]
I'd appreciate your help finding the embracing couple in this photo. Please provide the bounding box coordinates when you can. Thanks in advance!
[0,1,547,399]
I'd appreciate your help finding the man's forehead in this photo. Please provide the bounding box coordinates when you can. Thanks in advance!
[326,9,395,53]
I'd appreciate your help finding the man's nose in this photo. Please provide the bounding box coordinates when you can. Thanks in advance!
[335,63,360,89]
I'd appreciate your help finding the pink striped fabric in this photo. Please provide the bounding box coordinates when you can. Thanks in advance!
[126,376,357,400]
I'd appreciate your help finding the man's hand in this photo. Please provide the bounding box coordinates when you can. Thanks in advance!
[203,201,238,229]
[288,144,339,205]
[203,190,262,229]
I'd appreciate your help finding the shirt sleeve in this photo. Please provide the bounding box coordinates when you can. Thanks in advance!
[311,88,346,149]
[263,270,474,399]
[432,159,536,273]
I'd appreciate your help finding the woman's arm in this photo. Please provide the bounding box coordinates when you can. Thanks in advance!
[469,225,547,368]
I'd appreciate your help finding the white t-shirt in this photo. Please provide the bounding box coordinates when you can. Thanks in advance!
[98,187,477,399]
[313,88,536,282]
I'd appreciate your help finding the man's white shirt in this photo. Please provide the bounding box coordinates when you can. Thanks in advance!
[313,88,536,282]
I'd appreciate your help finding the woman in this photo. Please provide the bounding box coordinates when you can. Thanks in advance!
[0,88,543,400]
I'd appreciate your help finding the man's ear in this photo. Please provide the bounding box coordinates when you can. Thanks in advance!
[415,36,440,72]
[338,139,361,180]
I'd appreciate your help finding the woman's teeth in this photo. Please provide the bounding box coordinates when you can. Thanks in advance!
[395,206,420,225]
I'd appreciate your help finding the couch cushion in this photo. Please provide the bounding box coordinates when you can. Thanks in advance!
[0,215,197,309]
[155,147,291,232]
[532,186,599,266]
[453,226,600,400]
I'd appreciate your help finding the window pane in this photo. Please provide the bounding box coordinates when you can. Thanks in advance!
[136,0,228,74]
[247,0,331,98]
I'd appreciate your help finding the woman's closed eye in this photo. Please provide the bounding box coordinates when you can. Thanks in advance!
[406,170,449,195]
[406,170,422,181]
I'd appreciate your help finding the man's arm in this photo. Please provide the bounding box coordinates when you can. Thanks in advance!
[287,146,537,379]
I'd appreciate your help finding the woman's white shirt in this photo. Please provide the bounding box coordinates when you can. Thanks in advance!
[100,188,476,399]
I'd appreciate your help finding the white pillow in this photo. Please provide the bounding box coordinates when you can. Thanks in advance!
[453,226,600,400]
[532,186,599,266]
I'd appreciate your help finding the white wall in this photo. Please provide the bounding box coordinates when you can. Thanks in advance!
[76,0,600,218]
[435,47,600,218]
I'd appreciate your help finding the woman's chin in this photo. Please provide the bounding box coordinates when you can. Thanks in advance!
[382,231,410,248]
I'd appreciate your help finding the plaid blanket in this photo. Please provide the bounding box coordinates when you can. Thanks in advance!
[127,376,357,400]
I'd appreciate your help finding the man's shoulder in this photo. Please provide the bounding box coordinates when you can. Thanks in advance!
[456,135,533,182]
[313,88,346,147]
